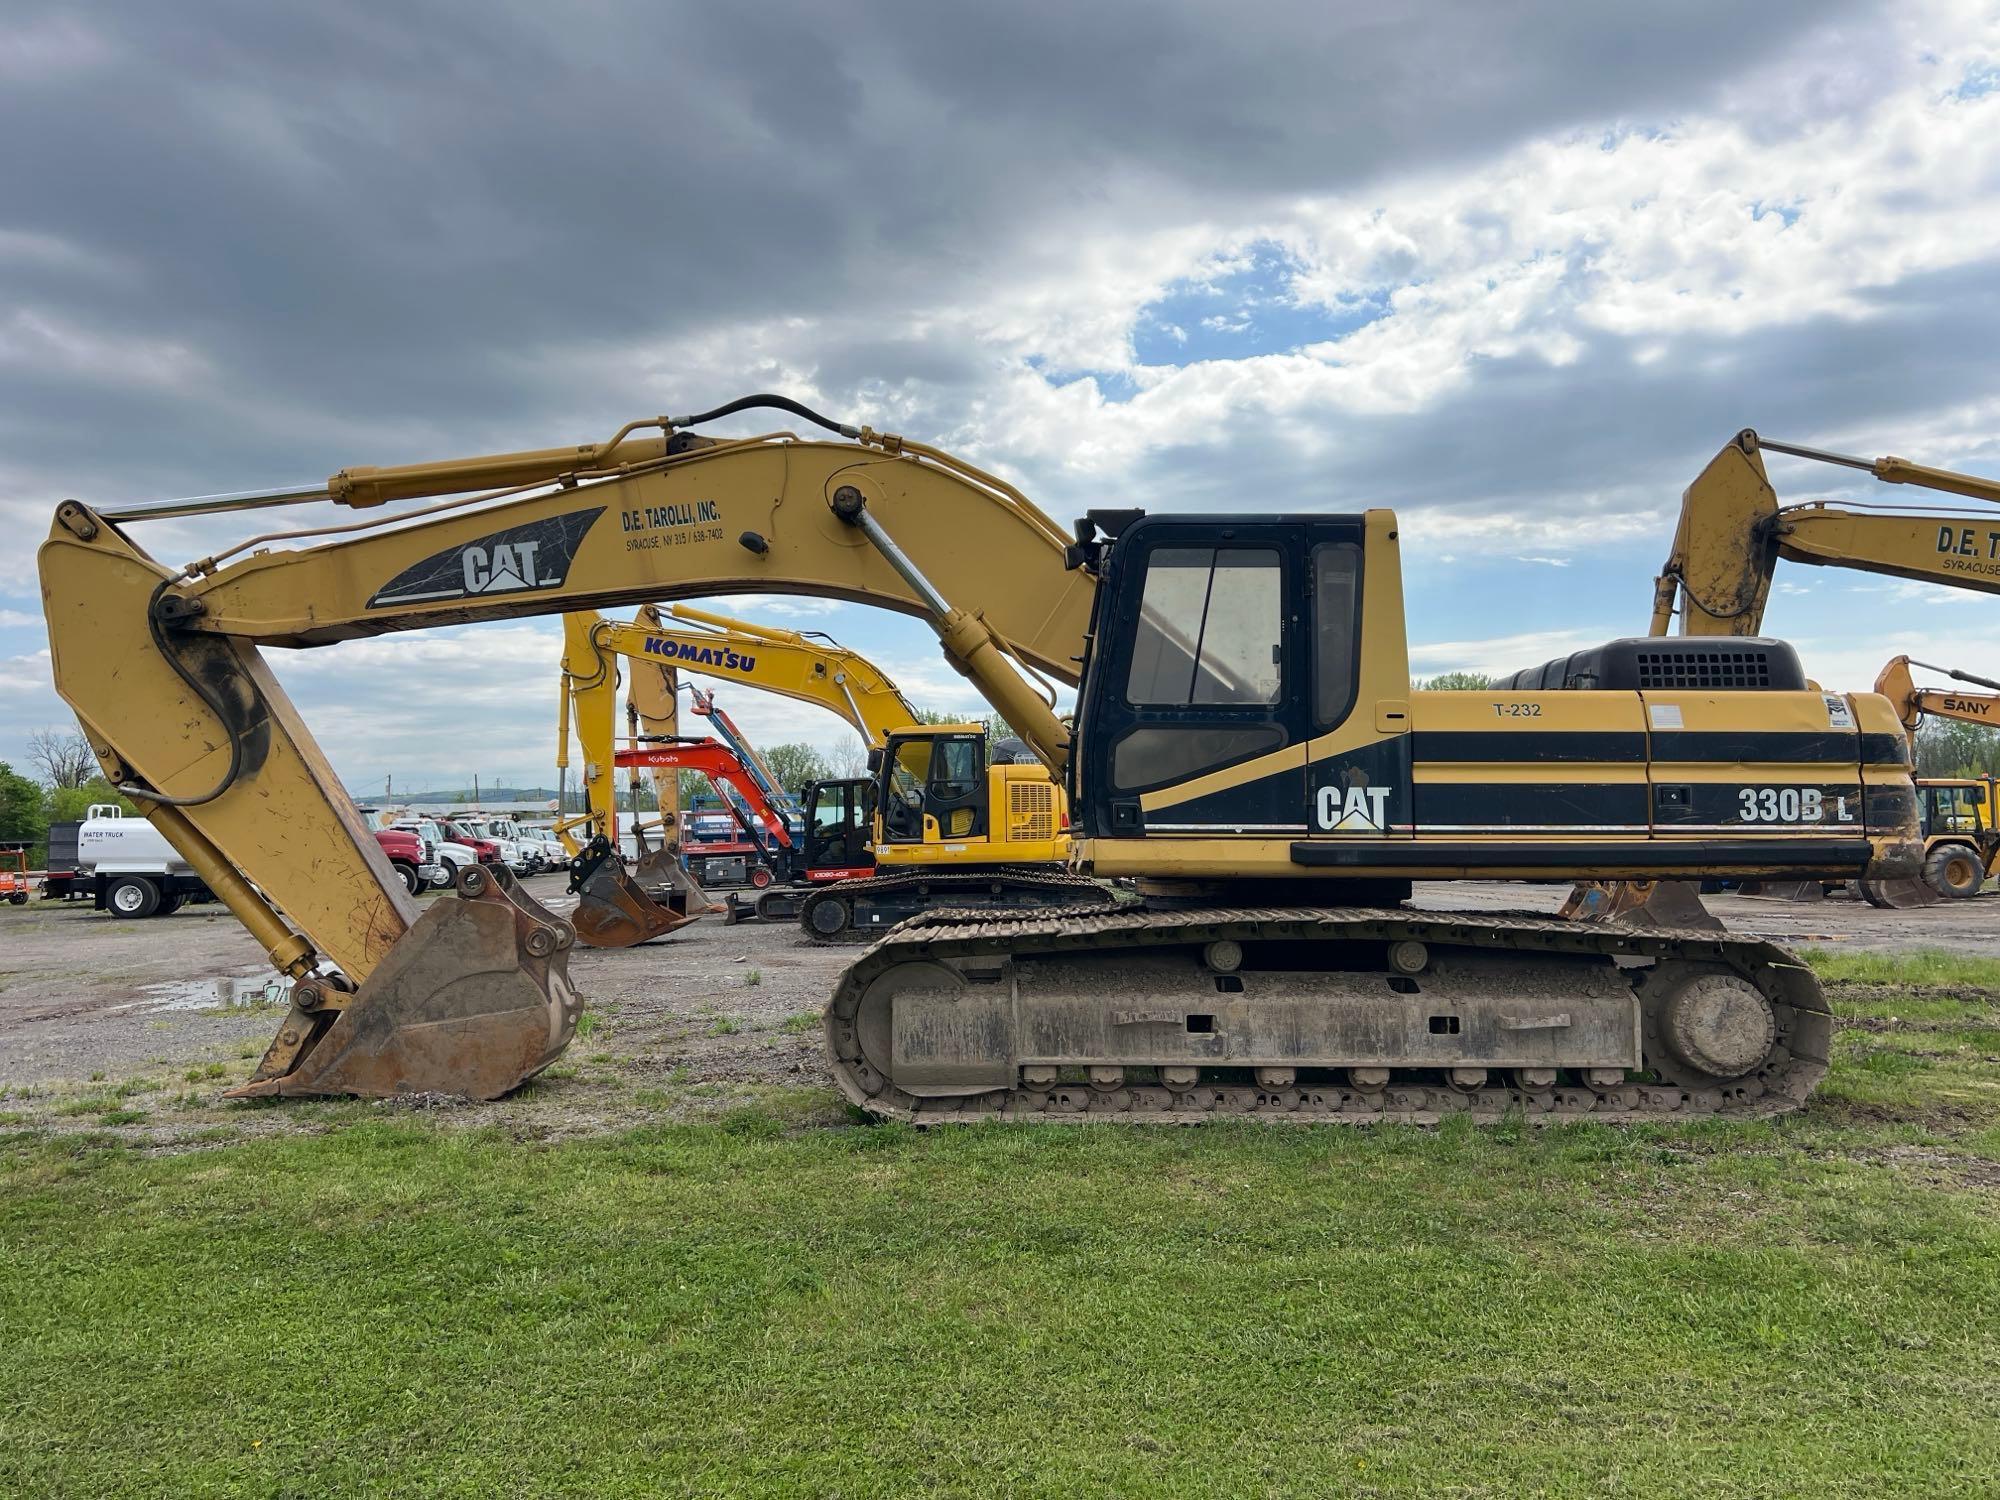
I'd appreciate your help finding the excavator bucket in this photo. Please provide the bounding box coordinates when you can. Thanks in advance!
[567,837,704,948]
[1854,874,1941,909]
[1559,878,1724,932]
[225,865,579,1100]
[632,843,725,914]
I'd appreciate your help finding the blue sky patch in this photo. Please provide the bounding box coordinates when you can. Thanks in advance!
[1953,64,1998,100]
[1131,242,1389,367]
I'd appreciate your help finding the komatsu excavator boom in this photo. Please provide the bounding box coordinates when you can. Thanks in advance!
[40,395,1920,1118]
[629,602,923,743]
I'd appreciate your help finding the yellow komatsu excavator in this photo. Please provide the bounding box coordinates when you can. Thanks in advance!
[39,395,1920,1120]
[550,619,719,948]
[562,604,1105,935]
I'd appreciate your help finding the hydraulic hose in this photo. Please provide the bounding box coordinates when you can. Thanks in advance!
[669,394,859,440]
[119,576,244,807]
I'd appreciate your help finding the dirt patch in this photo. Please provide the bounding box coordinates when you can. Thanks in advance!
[1857,1145,2000,1192]
[0,874,861,1143]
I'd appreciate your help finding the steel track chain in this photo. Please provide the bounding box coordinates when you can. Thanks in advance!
[824,903,1830,1125]
[796,867,1116,944]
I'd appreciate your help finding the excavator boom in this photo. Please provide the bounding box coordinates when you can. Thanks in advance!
[41,409,1089,1097]
[615,603,921,747]
[1653,430,2000,635]
[1874,656,2000,738]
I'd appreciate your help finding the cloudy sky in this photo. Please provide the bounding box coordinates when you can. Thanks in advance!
[6,1,2000,792]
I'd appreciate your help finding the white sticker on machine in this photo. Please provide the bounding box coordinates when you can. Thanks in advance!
[1647,703,1684,729]
[1824,694,1855,730]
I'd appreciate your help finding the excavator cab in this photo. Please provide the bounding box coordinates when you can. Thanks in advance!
[1072,514,1378,846]
[803,777,874,874]
[878,729,989,844]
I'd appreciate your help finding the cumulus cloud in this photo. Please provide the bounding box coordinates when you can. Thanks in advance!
[6,0,2000,781]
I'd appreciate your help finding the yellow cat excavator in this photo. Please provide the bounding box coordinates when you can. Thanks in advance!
[561,604,1105,935]
[39,396,1919,1120]
[1561,428,2000,921]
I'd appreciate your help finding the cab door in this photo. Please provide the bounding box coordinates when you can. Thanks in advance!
[878,732,989,844]
[1077,519,1307,835]
[804,778,873,872]
[921,733,988,841]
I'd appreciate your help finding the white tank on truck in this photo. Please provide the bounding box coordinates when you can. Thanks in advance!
[75,804,215,917]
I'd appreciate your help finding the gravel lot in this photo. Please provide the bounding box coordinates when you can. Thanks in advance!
[0,874,853,1138]
[2,874,1994,1141]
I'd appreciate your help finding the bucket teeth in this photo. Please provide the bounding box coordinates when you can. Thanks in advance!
[225,866,578,1100]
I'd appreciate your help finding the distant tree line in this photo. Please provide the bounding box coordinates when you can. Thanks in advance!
[1914,719,2000,780]
[0,728,138,866]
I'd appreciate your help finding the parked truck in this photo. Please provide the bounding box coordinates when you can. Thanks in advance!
[73,803,215,917]
[38,819,82,899]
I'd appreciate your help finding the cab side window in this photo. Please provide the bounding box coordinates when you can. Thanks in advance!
[1313,542,1362,730]
[1124,547,1282,707]
[1112,545,1287,793]
[933,737,981,789]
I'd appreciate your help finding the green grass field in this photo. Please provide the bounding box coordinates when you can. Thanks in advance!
[3,951,1999,1498]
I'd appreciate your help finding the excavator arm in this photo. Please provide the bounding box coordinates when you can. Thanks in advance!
[39,402,1093,1097]
[1874,656,2000,740]
[623,605,683,847]
[1651,430,2000,635]
[613,741,795,848]
[550,609,717,948]
[585,603,922,748]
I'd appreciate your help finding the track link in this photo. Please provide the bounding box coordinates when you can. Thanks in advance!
[796,868,1115,942]
[824,904,1830,1125]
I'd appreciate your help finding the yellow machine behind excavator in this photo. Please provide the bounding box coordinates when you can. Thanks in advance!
[561,604,1106,935]
[1856,656,2000,904]
[549,620,718,949]
[38,395,1921,1119]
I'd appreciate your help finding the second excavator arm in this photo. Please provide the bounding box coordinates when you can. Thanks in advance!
[557,597,921,850]
[587,602,923,749]
[1874,656,2000,742]
[1651,430,2000,635]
